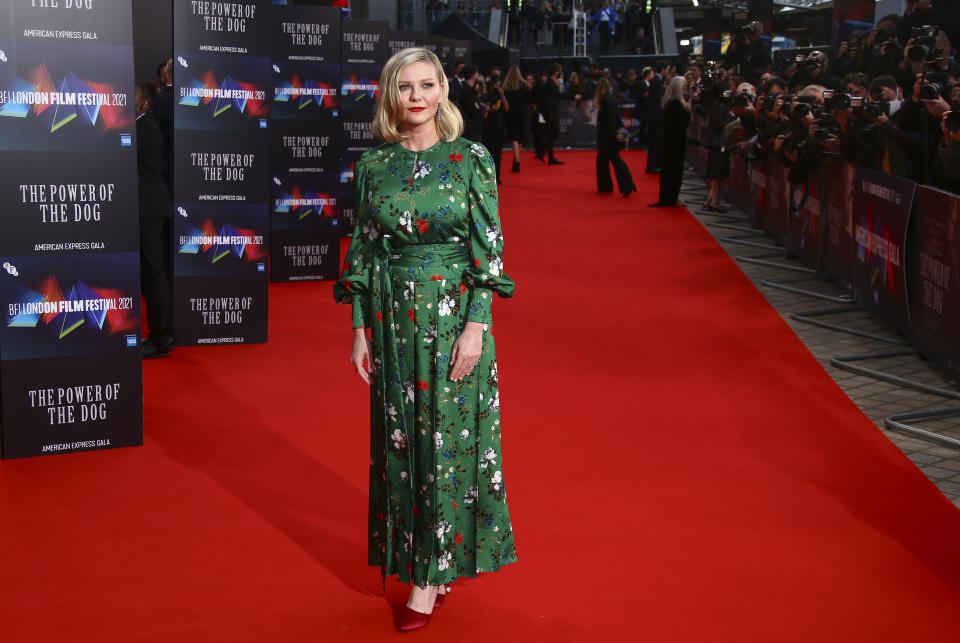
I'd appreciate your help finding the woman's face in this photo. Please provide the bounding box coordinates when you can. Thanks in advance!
[525,74,534,88]
[397,60,443,131]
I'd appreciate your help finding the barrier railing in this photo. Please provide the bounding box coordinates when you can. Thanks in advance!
[686,115,960,445]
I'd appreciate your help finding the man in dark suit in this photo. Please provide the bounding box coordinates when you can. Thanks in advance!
[536,63,564,165]
[136,84,174,359]
[448,61,465,108]
[459,64,486,143]
[644,60,669,173]
[152,59,175,195]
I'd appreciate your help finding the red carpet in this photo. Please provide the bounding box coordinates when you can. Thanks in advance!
[2,150,960,641]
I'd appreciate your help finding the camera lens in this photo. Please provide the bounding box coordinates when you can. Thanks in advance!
[920,82,943,100]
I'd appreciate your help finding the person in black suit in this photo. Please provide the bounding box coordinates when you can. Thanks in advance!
[534,63,564,165]
[459,64,485,143]
[649,76,691,207]
[448,61,465,108]
[644,60,670,173]
[136,83,174,359]
[594,78,636,197]
[152,59,174,194]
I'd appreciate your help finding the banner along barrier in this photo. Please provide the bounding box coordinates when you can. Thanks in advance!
[0,0,142,458]
[751,157,789,242]
[909,186,960,376]
[172,0,271,345]
[821,157,856,291]
[727,154,754,217]
[269,4,342,282]
[786,166,824,269]
[850,167,916,336]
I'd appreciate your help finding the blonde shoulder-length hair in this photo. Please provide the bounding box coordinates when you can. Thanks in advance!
[371,47,463,143]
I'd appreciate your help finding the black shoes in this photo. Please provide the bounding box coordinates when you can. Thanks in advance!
[142,336,173,360]
[548,158,564,165]
[702,204,727,213]
[622,188,636,198]
[512,161,520,173]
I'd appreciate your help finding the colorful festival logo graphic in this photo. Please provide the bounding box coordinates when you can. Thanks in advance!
[178,69,268,119]
[341,73,379,103]
[273,181,336,220]
[178,217,266,263]
[0,63,131,132]
[340,158,356,184]
[6,275,136,339]
[274,70,338,111]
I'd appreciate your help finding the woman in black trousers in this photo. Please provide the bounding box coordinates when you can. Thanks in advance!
[650,76,691,207]
[503,66,528,173]
[594,78,636,197]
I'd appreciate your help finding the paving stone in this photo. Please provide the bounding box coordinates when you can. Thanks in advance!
[917,465,955,479]
[910,453,945,465]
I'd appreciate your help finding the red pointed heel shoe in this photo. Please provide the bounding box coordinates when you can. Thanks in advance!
[397,606,432,632]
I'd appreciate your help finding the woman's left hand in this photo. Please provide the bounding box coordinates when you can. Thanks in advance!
[449,322,484,382]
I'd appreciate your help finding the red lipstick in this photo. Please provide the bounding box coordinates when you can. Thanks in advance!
[408,107,425,112]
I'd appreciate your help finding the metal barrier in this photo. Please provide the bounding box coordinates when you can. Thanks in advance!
[683,114,960,448]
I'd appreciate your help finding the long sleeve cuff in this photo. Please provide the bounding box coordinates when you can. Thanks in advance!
[466,288,493,324]
[352,297,369,329]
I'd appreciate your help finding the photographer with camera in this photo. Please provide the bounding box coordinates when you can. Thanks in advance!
[694,81,736,211]
[791,51,843,92]
[754,78,792,159]
[724,21,770,85]
[933,111,960,192]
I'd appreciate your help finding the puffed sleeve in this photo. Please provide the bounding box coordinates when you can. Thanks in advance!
[333,154,376,329]
[463,142,515,323]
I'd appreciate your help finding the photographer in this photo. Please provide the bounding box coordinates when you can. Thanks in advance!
[755,78,791,158]
[791,51,843,91]
[933,111,960,192]
[695,81,736,211]
[864,74,923,179]
[724,21,770,85]
[843,72,870,98]
[773,97,829,184]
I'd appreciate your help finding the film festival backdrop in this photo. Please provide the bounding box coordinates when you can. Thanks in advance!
[0,0,142,458]
[0,0,475,458]
[172,0,272,345]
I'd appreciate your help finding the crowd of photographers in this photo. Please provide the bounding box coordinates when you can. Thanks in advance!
[687,5,960,196]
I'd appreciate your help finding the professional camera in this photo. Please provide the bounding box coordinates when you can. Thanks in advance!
[779,94,817,119]
[907,25,941,62]
[732,92,754,109]
[920,81,946,100]
[873,27,904,61]
[849,95,865,115]
[832,92,853,112]
[863,100,890,120]
[760,94,779,113]
[812,117,842,144]
[734,24,754,40]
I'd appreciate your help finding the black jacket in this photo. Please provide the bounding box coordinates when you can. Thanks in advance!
[459,82,484,142]
[152,85,174,189]
[596,93,624,154]
[137,111,172,219]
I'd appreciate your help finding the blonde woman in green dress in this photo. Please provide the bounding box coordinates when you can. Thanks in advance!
[334,48,517,632]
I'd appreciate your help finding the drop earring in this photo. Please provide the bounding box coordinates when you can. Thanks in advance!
[436,108,443,122]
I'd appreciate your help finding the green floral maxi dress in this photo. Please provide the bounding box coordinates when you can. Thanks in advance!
[333,137,518,588]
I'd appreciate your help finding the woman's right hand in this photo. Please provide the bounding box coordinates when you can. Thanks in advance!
[351,327,374,385]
